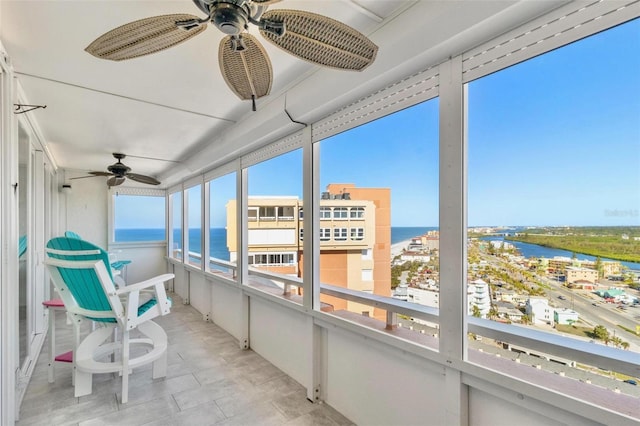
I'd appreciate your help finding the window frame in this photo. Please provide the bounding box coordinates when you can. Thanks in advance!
[109,188,167,246]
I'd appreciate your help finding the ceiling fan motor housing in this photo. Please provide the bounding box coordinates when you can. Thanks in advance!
[214,3,249,35]
[107,162,131,177]
[193,0,255,35]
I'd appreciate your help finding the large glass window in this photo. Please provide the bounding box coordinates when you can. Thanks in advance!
[467,20,639,394]
[209,172,235,277]
[318,99,439,326]
[244,149,303,295]
[186,185,202,267]
[113,195,166,242]
[169,191,182,260]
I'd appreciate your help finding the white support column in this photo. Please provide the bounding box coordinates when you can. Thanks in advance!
[182,185,188,266]
[238,165,249,350]
[200,180,207,272]
[302,125,318,310]
[302,125,322,401]
[0,49,18,425]
[439,55,469,426]
[203,179,212,320]
[33,149,46,334]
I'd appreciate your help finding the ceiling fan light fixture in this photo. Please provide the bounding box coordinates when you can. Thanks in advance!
[211,2,249,35]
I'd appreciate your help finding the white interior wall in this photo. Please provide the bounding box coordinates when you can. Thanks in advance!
[325,328,447,425]
[187,272,208,317]
[171,263,187,299]
[61,170,108,247]
[468,388,598,426]
[209,279,242,341]
[248,298,311,391]
[108,244,167,284]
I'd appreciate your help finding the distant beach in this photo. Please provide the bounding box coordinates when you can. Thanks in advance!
[389,227,436,258]
[391,239,411,257]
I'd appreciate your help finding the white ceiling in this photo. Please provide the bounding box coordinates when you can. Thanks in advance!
[0,0,565,188]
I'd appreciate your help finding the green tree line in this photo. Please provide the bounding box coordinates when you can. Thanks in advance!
[506,233,640,263]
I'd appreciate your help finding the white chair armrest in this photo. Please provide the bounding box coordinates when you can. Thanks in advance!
[115,274,174,329]
[115,274,174,295]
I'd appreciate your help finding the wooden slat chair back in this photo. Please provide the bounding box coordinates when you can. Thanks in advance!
[64,230,131,283]
[46,237,116,321]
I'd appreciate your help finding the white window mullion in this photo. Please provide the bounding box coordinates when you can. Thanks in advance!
[439,55,469,426]
[302,125,318,310]
[439,55,467,360]
[201,182,208,272]
[182,187,188,266]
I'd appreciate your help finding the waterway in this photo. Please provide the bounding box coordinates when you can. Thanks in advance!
[481,235,640,271]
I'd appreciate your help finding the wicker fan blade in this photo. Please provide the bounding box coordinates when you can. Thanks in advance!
[70,172,110,180]
[107,176,126,187]
[127,173,161,186]
[86,14,207,61]
[259,10,377,71]
[219,34,273,101]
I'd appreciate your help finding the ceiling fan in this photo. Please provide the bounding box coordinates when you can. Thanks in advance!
[85,0,378,109]
[71,153,161,187]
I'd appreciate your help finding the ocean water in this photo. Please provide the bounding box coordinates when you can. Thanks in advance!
[391,227,438,244]
[116,228,231,260]
[117,226,433,260]
[118,227,640,271]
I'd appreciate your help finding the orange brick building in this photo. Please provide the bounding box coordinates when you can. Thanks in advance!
[226,183,391,318]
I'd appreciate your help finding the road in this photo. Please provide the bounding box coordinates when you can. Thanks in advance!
[479,250,640,349]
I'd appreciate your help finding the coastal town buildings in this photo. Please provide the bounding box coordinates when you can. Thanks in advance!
[566,266,599,285]
[468,279,491,318]
[554,308,579,326]
[526,297,554,325]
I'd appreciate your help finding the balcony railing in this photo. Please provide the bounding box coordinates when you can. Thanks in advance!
[169,256,640,406]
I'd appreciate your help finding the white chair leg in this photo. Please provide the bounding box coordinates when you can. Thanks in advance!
[121,330,130,404]
[152,351,167,379]
[47,307,56,383]
[72,315,82,386]
[74,368,93,397]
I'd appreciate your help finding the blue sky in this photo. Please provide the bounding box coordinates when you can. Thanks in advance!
[118,18,639,229]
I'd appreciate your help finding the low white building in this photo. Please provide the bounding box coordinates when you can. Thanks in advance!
[554,308,579,325]
[495,289,517,303]
[400,252,431,263]
[497,306,524,323]
[525,297,553,325]
[407,286,439,308]
[468,279,491,318]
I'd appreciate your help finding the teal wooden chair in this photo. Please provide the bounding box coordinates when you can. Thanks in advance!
[64,230,132,284]
[45,237,174,403]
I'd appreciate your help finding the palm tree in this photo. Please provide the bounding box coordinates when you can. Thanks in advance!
[472,305,481,318]
[489,305,499,320]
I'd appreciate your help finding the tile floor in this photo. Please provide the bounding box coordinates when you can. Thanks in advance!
[17,294,353,426]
